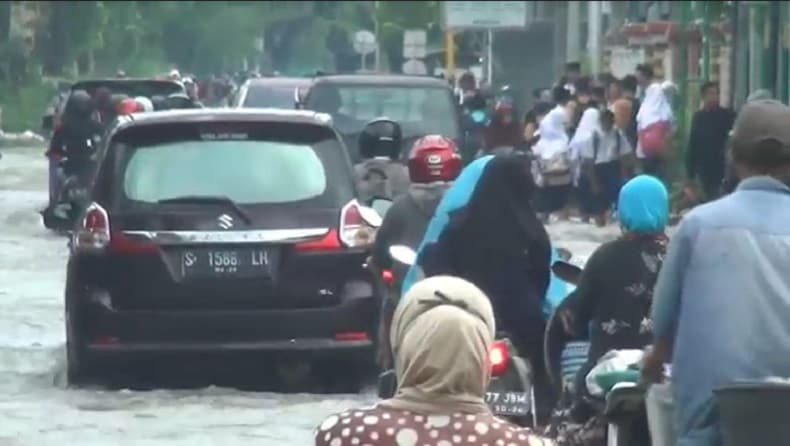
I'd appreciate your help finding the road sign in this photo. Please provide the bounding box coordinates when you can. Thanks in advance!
[609,47,645,78]
[441,1,529,30]
[402,59,427,76]
[353,30,377,55]
[403,29,427,59]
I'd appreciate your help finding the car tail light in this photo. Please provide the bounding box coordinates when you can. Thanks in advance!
[381,269,394,286]
[294,228,342,252]
[73,202,157,254]
[73,203,111,252]
[334,332,369,342]
[339,200,375,248]
[489,340,509,376]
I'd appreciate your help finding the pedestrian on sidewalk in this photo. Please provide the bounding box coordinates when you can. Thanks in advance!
[635,64,673,182]
[686,81,735,201]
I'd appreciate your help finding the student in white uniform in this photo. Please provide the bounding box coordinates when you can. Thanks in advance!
[578,109,633,226]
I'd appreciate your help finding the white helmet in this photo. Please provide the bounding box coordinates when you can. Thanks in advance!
[135,96,154,112]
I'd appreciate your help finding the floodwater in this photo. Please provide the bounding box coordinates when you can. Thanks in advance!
[0,146,617,445]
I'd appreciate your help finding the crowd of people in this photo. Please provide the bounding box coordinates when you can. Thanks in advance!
[316,63,790,446]
[457,61,740,229]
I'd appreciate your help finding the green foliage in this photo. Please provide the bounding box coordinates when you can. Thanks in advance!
[0,0,443,130]
[0,82,54,132]
[23,0,441,77]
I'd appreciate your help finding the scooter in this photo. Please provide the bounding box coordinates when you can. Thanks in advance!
[546,260,651,446]
[379,244,538,427]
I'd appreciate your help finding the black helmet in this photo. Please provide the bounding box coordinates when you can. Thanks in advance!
[67,90,94,117]
[358,117,402,160]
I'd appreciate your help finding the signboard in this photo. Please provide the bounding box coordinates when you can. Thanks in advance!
[403,29,427,59]
[353,30,377,55]
[609,47,645,78]
[441,1,529,30]
[402,59,428,76]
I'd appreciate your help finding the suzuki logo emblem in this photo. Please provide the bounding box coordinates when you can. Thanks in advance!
[217,214,234,230]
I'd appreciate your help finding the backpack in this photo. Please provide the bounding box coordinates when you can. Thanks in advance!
[639,121,671,157]
[591,131,622,163]
[535,150,572,187]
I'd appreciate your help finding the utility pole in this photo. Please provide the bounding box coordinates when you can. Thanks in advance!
[373,0,381,72]
[587,1,603,79]
[566,1,581,64]
[445,30,456,80]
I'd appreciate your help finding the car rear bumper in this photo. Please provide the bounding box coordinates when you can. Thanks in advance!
[86,338,373,356]
[79,293,379,359]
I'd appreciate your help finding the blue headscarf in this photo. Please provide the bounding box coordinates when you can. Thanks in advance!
[617,175,669,233]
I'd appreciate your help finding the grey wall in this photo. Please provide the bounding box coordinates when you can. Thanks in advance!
[492,21,557,111]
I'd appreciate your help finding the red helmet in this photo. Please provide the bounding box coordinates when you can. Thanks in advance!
[407,135,462,183]
[117,98,139,115]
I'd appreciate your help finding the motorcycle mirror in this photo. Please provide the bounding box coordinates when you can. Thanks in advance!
[389,245,417,266]
[552,260,582,285]
[557,247,572,261]
[42,115,54,131]
[358,205,383,228]
[370,198,393,218]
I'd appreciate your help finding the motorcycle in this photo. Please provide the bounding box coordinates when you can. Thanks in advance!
[42,140,97,232]
[546,260,651,446]
[379,244,538,427]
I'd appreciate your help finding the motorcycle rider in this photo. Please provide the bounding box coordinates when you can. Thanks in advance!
[482,99,524,156]
[92,87,114,125]
[46,90,102,218]
[565,174,668,417]
[406,154,554,422]
[353,118,411,204]
[371,135,462,368]
[460,92,490,162]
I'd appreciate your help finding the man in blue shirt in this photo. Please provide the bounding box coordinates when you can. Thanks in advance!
[643,100,790,446]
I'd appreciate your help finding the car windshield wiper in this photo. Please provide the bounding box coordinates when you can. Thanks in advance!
[157,195,253,225]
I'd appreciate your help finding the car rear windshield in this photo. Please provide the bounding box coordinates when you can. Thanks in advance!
[241,85,298,109]
[109,121,353,207]
[306,84,459,139]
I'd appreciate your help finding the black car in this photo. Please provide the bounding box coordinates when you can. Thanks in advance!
[65,109,383,387]
[233,77,313,110]
[303,74,461,163]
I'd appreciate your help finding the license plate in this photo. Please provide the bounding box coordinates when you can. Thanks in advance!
[181,248,271,279]
[485,391,530,416]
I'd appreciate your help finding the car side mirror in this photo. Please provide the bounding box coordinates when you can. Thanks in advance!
[370,198,393,218]
[552,260,583,285]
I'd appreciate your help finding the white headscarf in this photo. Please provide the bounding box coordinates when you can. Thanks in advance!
[533,105,570,160]
[380,276,496,415]
[569,107,601,161]
[636,82,673,130]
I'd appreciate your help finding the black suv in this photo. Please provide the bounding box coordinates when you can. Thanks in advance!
[65,109,382,387]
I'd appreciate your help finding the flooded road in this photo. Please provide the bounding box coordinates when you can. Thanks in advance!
[0,147,617,445]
